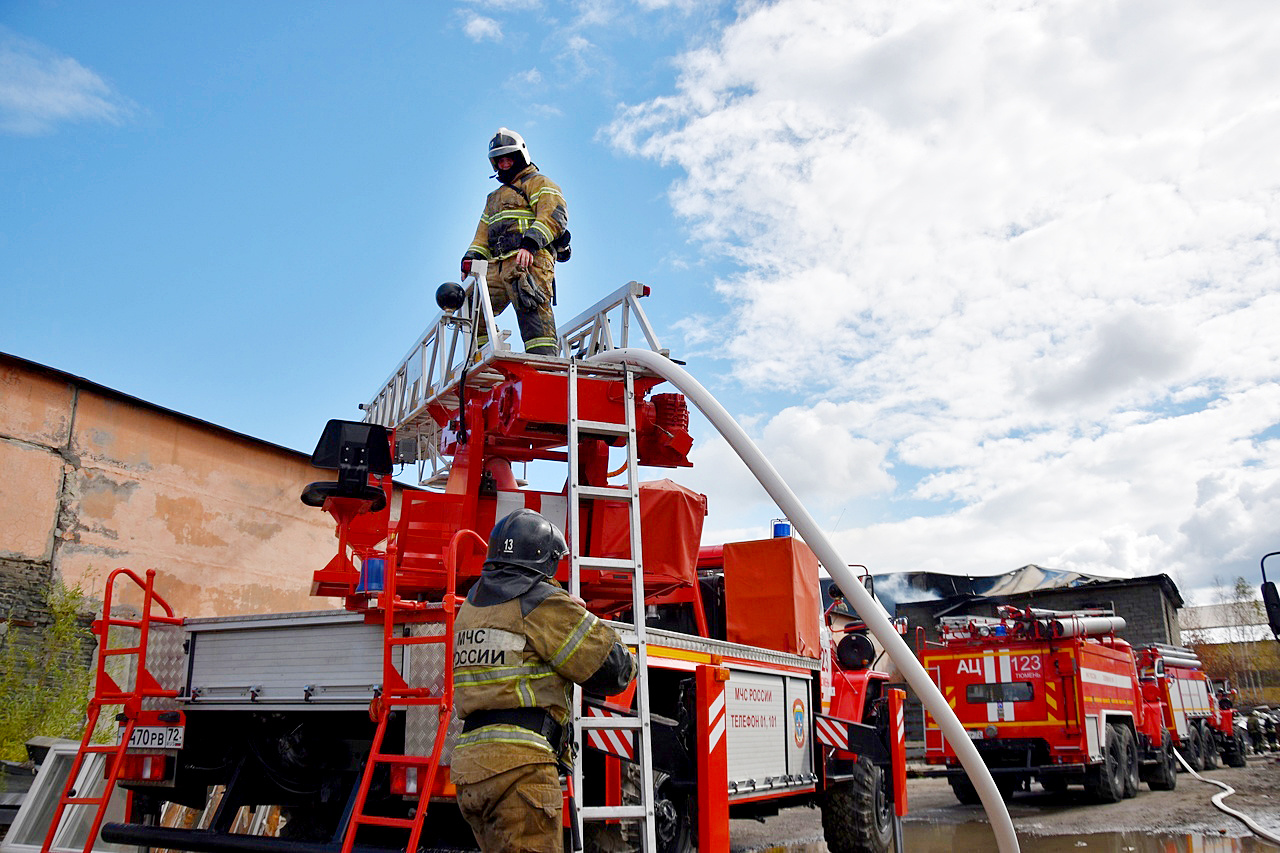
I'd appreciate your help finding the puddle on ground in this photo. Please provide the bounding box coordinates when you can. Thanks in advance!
[901,823,1266,852]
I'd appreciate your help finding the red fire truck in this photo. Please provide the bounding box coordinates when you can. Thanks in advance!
[921,605,1178,803]
[1135,644,1248,770]
[32,281,907,853]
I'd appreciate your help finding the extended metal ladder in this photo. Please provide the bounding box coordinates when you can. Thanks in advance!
[566,358,658,852]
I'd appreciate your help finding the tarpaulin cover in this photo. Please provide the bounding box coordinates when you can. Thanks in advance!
[592,479,706,593]
[722,537,822,659]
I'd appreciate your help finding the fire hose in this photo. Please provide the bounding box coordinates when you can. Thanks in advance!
[589,347,1021,853]
[1172,748,1280,846]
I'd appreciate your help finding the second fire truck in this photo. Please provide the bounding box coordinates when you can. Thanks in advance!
[921,605,1179,803]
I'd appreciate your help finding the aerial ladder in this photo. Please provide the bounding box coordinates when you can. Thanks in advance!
[359,264,674,849]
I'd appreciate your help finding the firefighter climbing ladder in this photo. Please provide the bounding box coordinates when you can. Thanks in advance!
[566,357,659,853]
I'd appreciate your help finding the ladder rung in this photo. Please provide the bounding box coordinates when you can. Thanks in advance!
[574,419,630,437]
[353,815,416,830]
[581,716,641,730]
[370,753,438,767]
[575,485,634,501]
[64,797,107,806]
[388,634,446,646]
[575,556,637,572]
[580,805,650,821]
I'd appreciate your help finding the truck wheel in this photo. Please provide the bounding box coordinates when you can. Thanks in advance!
[948,774,981,806]
[1040,775,1068,795]
[1087,727,1124,803]
[1147,730,1177,791]
[1118,726,1139,799]
[1201,725,1219,770]
[1226,733,1248,768]
[1185,724,1204,772]
[653,783,693,853]
[822,756,893,853]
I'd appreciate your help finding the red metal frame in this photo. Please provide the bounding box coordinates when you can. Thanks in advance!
[340,529,476,853]
[40,568,183,853]
[696,662,730,853]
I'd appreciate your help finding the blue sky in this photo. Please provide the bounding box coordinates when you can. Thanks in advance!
[4,1,1280,604]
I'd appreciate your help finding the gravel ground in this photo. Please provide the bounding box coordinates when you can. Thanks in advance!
[729,755,1280,851]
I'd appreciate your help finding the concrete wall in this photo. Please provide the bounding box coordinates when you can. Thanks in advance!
[0,353,351,624]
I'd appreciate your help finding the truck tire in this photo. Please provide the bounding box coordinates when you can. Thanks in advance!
[1040,775,1069,795]
[1201,724,1219,770]
[1147,730,1177,791]
[822,756,893,853]
[1086,727,1124,803]
[1185,724,1204,772]
[1226,733,1248,768]
[1118,725,1139,799]
[948,773,981,806]
[588,768,692,853]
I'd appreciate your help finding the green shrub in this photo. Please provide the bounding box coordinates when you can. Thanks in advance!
[0,580,96,762]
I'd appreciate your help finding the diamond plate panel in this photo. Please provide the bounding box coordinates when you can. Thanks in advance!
[98,620,186,712]
[404,623,461,764]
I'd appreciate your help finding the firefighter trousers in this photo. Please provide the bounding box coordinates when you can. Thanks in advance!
[478,253,558,355]
[455,761,564,853]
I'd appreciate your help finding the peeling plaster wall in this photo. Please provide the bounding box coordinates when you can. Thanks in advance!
[1,354,357,621]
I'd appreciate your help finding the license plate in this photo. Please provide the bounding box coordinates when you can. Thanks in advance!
[122,726,184,749]
[967,729,983,740]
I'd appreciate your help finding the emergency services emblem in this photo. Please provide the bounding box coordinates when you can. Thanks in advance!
[454,627,525,667]
[793,698,807,748]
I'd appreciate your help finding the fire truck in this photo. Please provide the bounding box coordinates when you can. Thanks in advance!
[1134,644,1248,770]
[921,605,1179,803]
[33,278,910,853]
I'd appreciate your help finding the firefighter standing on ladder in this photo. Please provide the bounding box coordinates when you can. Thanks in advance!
[452,509,637,852]
[462,128,570,356]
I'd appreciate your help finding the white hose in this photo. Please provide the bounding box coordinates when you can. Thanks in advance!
[589,348,1020,853]
[1172,748,1280,846]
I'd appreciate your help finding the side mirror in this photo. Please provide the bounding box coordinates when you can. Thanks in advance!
[828,584,843,601]
[1263,553,1280,641]
[1263,580,1280,641]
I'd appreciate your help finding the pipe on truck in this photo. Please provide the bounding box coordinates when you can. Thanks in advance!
[589,348,1020,853]
[1048,616,1126,638]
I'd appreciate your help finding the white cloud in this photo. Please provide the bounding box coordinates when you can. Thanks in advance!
[0,27,133,135]
[612,0,1280,598]
[462,14,504,42]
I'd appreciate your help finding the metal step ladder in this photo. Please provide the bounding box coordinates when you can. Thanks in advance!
[566,357,658,852]
[339,532,471,853]
[41,568,184,853]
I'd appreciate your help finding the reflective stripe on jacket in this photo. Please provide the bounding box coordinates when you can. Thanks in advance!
[450,578,632,783]
[466,165,568,261]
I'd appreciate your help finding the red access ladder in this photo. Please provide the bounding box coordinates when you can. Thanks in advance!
[41,568,183,853]
[339,529,479,853]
